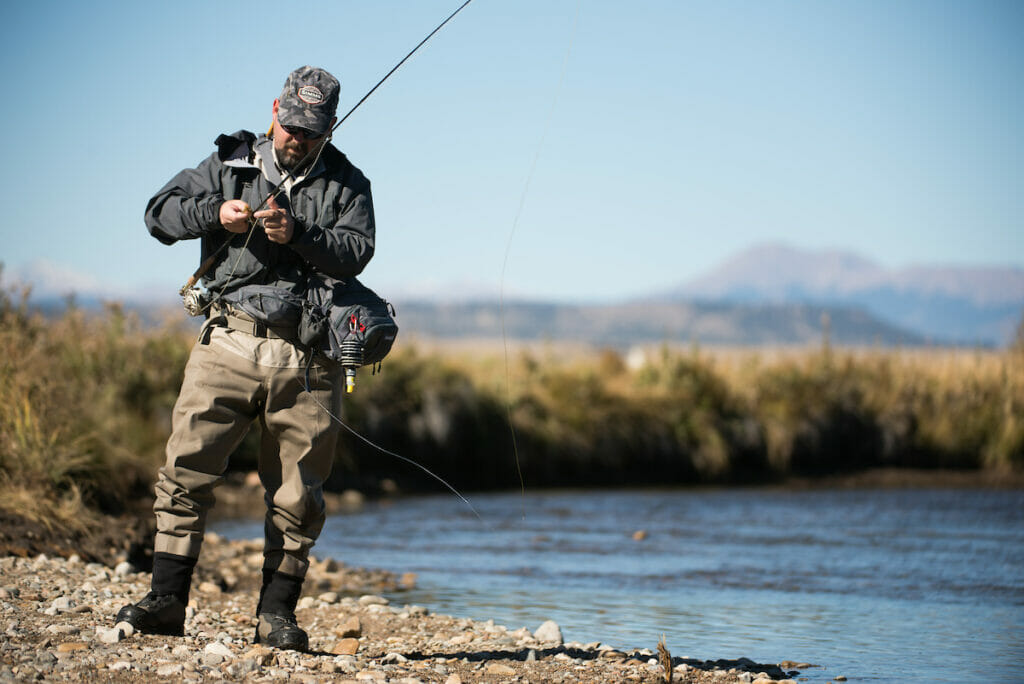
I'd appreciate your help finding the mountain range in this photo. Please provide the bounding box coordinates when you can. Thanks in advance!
[7,244,1023,347]
[662,243,1024,346]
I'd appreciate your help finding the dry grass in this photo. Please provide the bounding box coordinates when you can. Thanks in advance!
[0,285,192,532]
[2,287,1021,530]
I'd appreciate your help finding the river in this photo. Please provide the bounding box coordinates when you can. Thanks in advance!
[212,487,1024,683]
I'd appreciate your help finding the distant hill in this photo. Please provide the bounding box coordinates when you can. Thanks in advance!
[394,299,927,348]
[8,249,1019,348]
[663,243,1024,346]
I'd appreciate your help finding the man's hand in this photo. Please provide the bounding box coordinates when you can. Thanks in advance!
[255,195,294,244]
[220,200,252,233]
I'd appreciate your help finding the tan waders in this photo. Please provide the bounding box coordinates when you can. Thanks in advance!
[117,324,343,649]
[153,325,343,579]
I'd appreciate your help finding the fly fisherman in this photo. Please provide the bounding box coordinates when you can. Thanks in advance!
[116,66,375,651]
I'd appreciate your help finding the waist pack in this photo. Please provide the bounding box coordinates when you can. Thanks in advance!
[301,274,399,367]
[219,277,398,368]
[219,284,306,330]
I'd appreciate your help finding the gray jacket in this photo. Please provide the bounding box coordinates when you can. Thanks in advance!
[145,131,375,299]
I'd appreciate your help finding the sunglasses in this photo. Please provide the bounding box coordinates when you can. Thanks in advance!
[282,124,324,140]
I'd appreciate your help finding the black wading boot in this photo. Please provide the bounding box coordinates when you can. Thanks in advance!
[254,570,308,651]
[114,552,195,637]
[115,592,186,636]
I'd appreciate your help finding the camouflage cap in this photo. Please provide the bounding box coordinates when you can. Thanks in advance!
[277,66,340,136]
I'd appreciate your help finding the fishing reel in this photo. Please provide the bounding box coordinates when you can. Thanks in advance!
[181,286,211,317]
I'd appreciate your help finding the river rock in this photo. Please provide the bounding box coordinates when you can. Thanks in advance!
[205,641,234,658]
[96,626,124,644]
[358,594,389,606]
[113,562,135,578]
[51,596,75,613]
[332,638,360,655]
[335,616,362,638]
[486,663,516,676]
[534,619,563,645]
[156,663,184,676]
[242,646,275,666]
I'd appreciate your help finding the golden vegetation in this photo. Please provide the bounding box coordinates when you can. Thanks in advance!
[0,285,190,533]
[2,287,1021,531]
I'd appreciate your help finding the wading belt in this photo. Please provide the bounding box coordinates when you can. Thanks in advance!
[214,310,294,341]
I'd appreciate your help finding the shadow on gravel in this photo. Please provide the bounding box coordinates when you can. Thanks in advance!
[380,645,796,679]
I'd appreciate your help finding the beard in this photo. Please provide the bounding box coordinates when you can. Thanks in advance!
[275,139,313,173]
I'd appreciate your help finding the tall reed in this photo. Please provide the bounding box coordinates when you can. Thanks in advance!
[1,293,1020,532]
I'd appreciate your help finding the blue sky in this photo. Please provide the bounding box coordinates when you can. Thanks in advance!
[1,0,1021,303]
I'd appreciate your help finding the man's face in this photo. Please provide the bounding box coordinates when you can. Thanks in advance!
[271,99,327,172]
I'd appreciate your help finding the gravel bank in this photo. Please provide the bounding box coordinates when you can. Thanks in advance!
[0,534,808,683]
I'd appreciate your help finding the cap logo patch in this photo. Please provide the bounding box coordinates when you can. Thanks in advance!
[297,85,324,105]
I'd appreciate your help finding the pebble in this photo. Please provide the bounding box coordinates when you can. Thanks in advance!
[96,626,124,644]
[205,642,234,658]
[113,561,135,578]
[332,638,360,656]
[486,663,517,676]
[0,534,794,684]
[242,646,275,666]
[51,596,75,613]
[335,616,362,638]
[534,619,564,645]
[358,594,389,606]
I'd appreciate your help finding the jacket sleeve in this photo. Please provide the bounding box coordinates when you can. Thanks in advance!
[144,152,225,245]
[288,174,376,279]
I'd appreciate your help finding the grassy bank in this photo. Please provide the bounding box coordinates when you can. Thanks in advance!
[2,291,1022,534]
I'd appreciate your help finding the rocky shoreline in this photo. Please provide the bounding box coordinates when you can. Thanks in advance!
[0,534,815,683]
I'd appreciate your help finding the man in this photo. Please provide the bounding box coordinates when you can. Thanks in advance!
[116,66,375,651]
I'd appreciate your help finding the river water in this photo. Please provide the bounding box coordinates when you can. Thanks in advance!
[212,487,1024,683]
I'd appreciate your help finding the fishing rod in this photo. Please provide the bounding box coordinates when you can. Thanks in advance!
[173,0,488,522]
[179,0,477,304]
